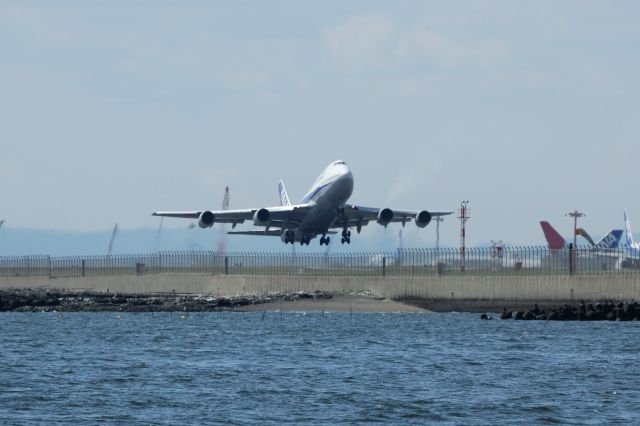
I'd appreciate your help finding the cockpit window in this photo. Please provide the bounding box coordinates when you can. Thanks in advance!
[332,161,346,165]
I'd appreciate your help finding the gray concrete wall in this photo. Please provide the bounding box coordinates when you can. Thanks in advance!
[2,273,639,311]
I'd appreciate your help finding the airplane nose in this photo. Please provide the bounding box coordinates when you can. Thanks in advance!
[341,167,353,181]
[341,168,354,190]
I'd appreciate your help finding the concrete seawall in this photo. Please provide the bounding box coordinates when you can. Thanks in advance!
[2,274,639,312]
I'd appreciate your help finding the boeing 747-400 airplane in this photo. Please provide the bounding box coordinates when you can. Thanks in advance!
[153,160,452,246]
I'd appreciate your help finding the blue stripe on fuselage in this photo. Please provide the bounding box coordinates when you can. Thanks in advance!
[301,181,333,203]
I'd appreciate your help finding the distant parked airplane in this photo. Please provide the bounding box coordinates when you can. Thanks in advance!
[620,210,640,268]
[539,221,623,250]
[153,160,453,246]
[624,209,640,251]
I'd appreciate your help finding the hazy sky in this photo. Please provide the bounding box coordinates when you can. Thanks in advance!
[1,1,639,249]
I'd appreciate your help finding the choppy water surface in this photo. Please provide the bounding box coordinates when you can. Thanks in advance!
[1,311,639,425]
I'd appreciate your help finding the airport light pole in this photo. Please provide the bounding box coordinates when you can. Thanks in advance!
[458,201,470,272]
[566,210,585,273]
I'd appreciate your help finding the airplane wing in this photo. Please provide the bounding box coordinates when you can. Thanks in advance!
[227,230,284,237]
[330,204,453,229]
[153,209,253,223]
[152,204,313,227]
[228,229,338,237]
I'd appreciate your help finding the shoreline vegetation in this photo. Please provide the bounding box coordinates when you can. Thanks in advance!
[0,288,424,313]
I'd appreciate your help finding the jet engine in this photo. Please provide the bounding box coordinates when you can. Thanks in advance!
[198,211,215,228]
[377,208,394,227]
[414,210,432,228]
[253,208,271,226]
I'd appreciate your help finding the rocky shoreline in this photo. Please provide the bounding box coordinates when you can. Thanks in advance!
[482,300,640,321]
[0,288,333,313]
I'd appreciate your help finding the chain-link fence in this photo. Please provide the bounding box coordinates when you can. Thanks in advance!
[0,246,638,279]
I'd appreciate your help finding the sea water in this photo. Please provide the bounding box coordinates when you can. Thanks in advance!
[1,311,638,424]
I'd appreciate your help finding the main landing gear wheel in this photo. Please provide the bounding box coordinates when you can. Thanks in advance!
[320,235,330,246]
[300,235,311,246]
[284,230,295,244]
[341,229,351,244]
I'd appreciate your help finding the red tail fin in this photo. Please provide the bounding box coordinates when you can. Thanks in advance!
[540,221,566,249]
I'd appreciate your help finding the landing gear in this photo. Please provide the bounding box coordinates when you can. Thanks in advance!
[341,229,351,244]
[283,230,295,244]
[300,235,311,246]
[320,235,330,246]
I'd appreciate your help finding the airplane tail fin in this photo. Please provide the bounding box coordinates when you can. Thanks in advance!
[278,180,291,207]
[221,186,229,210]
[540,221,566,249]
[576,228,595,246]
[595,229,623,249]
[624,209,635,246]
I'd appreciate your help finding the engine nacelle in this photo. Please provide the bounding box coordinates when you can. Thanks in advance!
[198,211,215,228]
[253,208,271,226]
[377,208,394,227]
[415,210,432,228]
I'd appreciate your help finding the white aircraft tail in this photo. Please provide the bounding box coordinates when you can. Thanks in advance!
[625,209,635,246]
[278,180,291,207]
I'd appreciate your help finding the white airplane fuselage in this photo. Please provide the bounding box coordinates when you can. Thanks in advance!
[290,161,353,242]
[152,159,450,246]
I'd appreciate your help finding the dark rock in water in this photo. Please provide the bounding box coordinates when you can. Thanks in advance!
[216,297,231,307]
[585,310,602,321]
[579,300,586,316]
[616,308,626,321]
[499,300,640,322]
[625,304,637,319]
[480,313,488,320]
[532,304,541,316]
[232,297,250,307]
[500,308,512,320]
[296,291,313,299]
[559,306,577,321]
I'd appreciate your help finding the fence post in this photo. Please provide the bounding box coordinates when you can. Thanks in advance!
[568,244,574,276]
[82,259,85,278]
[382,256,386,277]
[224,256,229,275]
